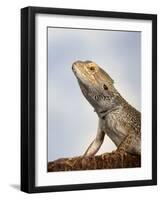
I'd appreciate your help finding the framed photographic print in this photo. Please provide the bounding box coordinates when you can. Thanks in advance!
[21,6,157,193]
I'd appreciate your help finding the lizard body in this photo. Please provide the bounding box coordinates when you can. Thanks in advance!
[72,60,141,156]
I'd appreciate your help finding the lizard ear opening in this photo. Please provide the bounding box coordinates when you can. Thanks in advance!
[103,84,108,90]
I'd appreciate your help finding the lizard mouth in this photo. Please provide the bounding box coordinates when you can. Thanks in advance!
[72,62,82,78]
[72,62,85,80]
[72,63,90,92]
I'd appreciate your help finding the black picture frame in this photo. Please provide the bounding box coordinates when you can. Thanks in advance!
[21,6,157,193]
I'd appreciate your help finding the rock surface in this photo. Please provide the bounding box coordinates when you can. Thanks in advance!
[48,152,141,172]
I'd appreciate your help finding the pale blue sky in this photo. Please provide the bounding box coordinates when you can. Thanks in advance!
[48,27,141,162]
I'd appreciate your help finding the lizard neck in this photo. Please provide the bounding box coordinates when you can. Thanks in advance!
[95,93,126,119]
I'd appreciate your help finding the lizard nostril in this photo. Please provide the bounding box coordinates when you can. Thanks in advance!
[72,63,76,72]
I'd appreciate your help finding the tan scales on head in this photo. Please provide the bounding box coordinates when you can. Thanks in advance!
[72,60,113,86]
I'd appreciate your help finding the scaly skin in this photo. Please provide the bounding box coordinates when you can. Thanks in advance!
[72,60,141,156]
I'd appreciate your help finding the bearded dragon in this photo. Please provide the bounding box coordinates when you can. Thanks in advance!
[72,60,141,157]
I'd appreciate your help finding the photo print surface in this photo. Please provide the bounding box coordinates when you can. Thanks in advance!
[47,27,141,172]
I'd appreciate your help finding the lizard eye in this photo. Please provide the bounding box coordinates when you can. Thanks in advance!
[103,84,108,90]
[89,66,95,71]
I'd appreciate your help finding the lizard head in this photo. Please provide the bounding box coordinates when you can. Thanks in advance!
[72,60,120,118]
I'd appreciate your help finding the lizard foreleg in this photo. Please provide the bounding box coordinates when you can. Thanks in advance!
[83,129,105,157]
